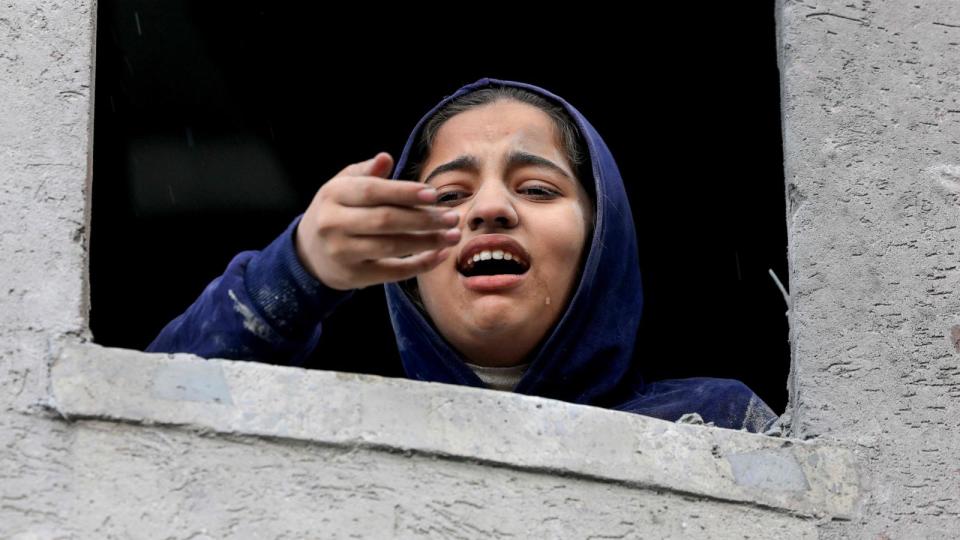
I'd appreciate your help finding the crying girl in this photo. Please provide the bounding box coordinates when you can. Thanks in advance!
[147,77,778,434]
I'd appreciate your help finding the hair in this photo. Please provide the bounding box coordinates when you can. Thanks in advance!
[398,85,596,312]
[405,86,593,199]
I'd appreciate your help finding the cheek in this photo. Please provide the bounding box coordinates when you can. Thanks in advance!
[416,265,457,316]
[526,208,589,303]
[542,209,589,263]
[419,260,455,287]
[573,200,592,244]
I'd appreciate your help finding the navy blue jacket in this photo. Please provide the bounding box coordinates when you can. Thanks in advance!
[148,77,778,433]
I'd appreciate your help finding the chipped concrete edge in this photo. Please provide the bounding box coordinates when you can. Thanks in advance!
[50,342,862,519]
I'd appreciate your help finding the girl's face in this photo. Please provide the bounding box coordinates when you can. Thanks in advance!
[415,100,592,367]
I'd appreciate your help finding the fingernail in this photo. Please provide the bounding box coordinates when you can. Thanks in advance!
[441,211,459,225]
[444,228,461,241]
[418,188,437,202]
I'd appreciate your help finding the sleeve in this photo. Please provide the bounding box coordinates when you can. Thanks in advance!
[145,214,355,367]
[616,377,780,434]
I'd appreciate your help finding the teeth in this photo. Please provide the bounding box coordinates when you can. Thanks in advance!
[461,248,526,270]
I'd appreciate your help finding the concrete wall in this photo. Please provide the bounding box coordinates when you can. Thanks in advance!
[778,0,960,536]
[15,0,960,537]
[1,0,94,413]
[3,338,857,539]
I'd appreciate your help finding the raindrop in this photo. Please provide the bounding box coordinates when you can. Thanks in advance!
[134,11,142,36]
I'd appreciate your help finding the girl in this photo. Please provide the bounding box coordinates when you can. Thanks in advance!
[148,77,778,433]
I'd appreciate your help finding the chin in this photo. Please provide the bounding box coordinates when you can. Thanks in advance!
[463,305,527,336]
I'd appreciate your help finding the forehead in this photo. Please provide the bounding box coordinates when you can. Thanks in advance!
[429,100,562,159]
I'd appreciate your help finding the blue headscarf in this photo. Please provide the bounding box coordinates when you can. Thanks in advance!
[383,77,778,432]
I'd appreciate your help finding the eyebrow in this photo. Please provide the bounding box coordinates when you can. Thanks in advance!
[422,151,573,185]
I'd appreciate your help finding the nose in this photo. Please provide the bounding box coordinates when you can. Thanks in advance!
[464,181,519,231]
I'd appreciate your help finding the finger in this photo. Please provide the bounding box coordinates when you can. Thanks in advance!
[345,230,461,261]
[334,176,438,207]
[338,152,394,179]
[366,247,454,283]
[340,205,460,235]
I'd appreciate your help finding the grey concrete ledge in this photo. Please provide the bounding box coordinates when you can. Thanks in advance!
[51,343,861,519]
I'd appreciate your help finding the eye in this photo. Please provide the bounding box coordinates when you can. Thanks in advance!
[436,190,468,205]
[519,185,561,199]
[434,184,561,205]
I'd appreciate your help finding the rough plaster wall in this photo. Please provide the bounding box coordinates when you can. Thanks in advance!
[778,0,960,536]
[51,344,863,520]
[0,413,818,539]
[0,0,854,536]
[0,0,96,533]
[0,0,94,412]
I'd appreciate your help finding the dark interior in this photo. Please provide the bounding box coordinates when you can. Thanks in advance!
[91,2,790,413]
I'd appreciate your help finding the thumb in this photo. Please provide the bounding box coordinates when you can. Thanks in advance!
[341,151,395,179]
[367,151,395,179]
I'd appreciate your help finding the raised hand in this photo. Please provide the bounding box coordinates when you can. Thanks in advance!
[294,152,461,290]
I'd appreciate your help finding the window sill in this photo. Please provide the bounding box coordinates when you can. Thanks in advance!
[51,342,860,519]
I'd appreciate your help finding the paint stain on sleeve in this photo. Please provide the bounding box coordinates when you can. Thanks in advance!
[228,288,277,342]
[741,394,778,434]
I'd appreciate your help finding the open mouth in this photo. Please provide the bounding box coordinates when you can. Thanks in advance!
[457,253,530,278]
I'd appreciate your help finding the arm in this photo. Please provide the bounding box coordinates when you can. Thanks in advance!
[147,151,459,365]
[145,214,354,367]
